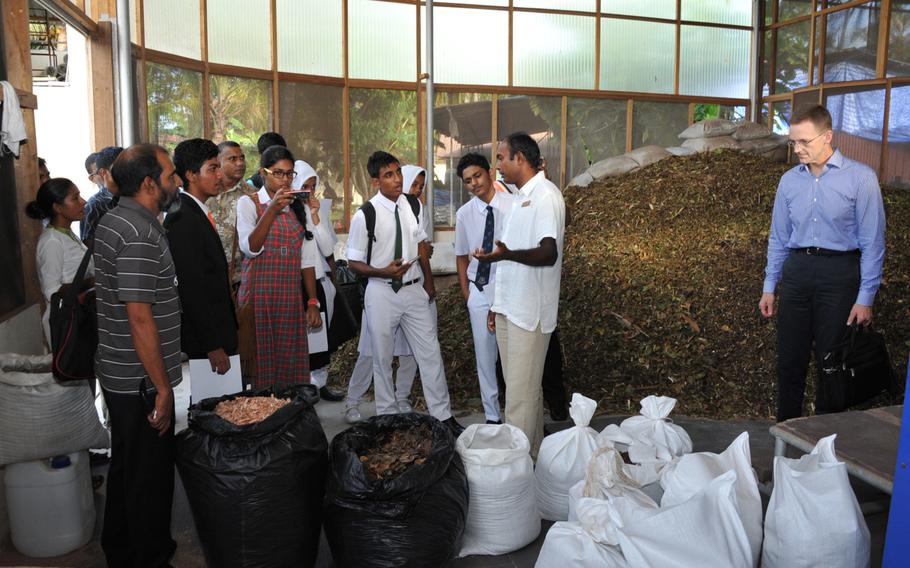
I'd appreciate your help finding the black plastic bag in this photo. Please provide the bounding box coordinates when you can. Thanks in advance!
[324,413,469,568]
[176,384,328,568]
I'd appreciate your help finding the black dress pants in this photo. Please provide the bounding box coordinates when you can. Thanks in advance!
[101,388,177,568]
[776,252,860,421]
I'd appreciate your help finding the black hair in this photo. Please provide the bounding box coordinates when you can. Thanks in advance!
[84,152,99,174]
[96,146,124,170]
[366,151,399,179]
[38,157,47,170]
[456,152,491,179]
[173,138,219,190]
[217,140,241,153]
[111,144,166,198]
[25,178,76,221]
[503,132,542,170]
[256,132,287,155]
[260,145,295,170]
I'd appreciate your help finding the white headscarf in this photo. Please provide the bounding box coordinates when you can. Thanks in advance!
[291,160,319,191]
[401,164,426,196]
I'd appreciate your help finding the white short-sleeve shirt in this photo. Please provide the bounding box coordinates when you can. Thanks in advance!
[454,192,514,284]
[491,171,565,333]
[346,193,425,283]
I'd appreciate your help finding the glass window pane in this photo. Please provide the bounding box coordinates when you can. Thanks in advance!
[349,89,418,207]
[513,13,595,89]
[813,15,822,83]
[433,93,494,227]
[792,89,819,116]
[631,101,688,149]
[771,100,791,134]
[762,30,773,96]
[778,0,811,21]
[129,0,138,44]
[348,0,416,82]
[207,0,270,69]
[277,0,342,77]
[566,98,627,179]
[146,63,203,153]
[279,82,345,228]
[602,0,676,19]
[823,3,880,83]
[775,20,810,93]
[889,0,910,77]
[515,0,595,10]
[420,7,508,85]
[497,95,563,187]
[682,0,752,26]
[144,0,200,59]
[884,84,910,188]
[208,75,272,180]
[693,103,746,121]
[680,26,751,98]
[600,19,675,93]
[824,85,885,172]
[761,102,770,128]
[764,0,773,25]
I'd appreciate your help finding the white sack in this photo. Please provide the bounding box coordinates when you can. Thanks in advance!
[681,136,740,153]
[659,431,762,566]
[678,119,738,139]
[624,145,672,168]
[731,121,772,140]
[536,393,599,521]
[535,520,629,568]
[457,424,540,557]
[0,353,109,466]
[621,395,692,463]
[762,434,871,568]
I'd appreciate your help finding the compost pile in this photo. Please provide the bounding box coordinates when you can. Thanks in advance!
[331,150,909,419]
[214,395,290,426]
[358,422,433,479]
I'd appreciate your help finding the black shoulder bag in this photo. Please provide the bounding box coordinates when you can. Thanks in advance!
[49,249,97,382]
[819,324,899,412]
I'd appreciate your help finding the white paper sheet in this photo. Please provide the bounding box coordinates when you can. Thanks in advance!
[308,311,328,354]
[189,354,243,403]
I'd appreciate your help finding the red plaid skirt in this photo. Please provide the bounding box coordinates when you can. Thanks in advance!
[237,200,309,389]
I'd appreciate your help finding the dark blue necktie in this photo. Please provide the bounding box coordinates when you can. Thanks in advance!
[475,205,494,290]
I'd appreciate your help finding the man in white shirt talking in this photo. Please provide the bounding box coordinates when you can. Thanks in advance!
[474,133,566,456]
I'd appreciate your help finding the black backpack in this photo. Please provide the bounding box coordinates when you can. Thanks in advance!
[358,193,422,291]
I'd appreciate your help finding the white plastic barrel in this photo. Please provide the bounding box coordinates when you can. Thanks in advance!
[4,450,95,557]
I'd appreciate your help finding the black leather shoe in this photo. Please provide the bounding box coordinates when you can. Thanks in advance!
[443,417,465,437]
[485,419,503,425]
[319,386,344,402]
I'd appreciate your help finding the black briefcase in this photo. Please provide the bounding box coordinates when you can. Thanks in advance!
[819,324,898,412]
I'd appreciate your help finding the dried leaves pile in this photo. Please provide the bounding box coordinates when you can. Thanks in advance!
[358,422,433,479]
[214,395,291,426]
[332,150,909,419]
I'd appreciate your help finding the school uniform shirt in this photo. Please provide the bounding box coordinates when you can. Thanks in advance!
[346,193,425,284]
[35,226,94,343]
[454,192,514,286]
[492,171,565,334]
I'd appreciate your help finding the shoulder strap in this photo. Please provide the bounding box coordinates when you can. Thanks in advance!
[405,194,421,222]
[360,202,376,266]
[65,248,93,305]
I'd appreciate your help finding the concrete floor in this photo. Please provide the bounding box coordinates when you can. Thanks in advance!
[0,369,893,567]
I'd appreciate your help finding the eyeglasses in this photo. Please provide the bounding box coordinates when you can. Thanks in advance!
[787,131,826,149]
[263,167,297,180]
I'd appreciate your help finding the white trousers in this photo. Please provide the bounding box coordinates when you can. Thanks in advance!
[346,304,418,406]
[309,277,336,388]
[467,282,501,421]
[364,281,452,420]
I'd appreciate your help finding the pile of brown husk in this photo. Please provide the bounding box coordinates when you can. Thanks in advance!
[357,422,433,479]
[330,150,909,419]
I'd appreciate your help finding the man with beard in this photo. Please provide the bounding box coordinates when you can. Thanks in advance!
[94,144,182,567]
[165,139,238,376]
[209,140,256,284]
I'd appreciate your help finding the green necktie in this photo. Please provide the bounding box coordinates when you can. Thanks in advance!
[392,206,403,292]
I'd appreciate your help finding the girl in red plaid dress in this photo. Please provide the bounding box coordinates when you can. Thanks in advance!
[236,145,322,388]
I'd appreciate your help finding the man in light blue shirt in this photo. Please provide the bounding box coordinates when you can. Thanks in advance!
[759,104,886,421]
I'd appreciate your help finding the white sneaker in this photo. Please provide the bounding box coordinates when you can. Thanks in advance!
[397,400,413,413]
[344,406,362,424]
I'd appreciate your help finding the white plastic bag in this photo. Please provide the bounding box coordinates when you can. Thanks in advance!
[536,393,599,521]
[659,431,762,566]
[762,434,871,568]
[535,520,629,568]
[0,353,109,466]
[567,448,658,521]
[620,396,692,463]
[456,424,540,557]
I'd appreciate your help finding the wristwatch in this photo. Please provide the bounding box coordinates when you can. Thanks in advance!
[307,298,320,309]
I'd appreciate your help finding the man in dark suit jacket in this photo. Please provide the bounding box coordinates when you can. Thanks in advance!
[165,138,238,374]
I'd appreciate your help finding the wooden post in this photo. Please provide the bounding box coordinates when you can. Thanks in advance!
[88,21,117,149]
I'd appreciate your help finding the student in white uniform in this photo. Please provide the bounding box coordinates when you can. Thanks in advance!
[346,151,463,436]
[454,153,513,424]
[293,160,345,401]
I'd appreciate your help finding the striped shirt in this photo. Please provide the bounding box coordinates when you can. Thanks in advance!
[93,197,182,394]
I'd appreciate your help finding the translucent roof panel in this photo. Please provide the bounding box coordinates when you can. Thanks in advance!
[348,0,416,82]
[207,0,271,69]
[682,0,752,26]
[600,18,675,93]
[515,0,596,11]
[602,0,676,19]
[421,7,508,85]
[277,0,343,77]
[680,26,751,98]
[513,12,595,90]
[144,0,201,59]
